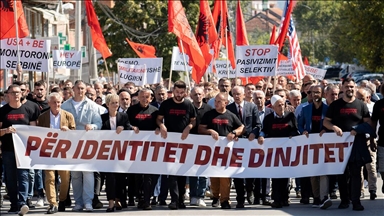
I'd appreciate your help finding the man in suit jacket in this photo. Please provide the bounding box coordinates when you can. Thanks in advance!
[37,92,75,214]
[226,86,262,208]
[253,90,273,123]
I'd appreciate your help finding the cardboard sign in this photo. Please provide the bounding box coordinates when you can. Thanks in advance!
[118,58,162,84]
[276,59,295,76]
[305,65,327,80]
[52,50,82,69]
[215,60,236,78]
[0,38,51,72]
[236,45,278,77]
[118,62,147,86]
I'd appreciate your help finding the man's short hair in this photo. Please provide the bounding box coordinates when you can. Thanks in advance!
[342,77,355,85]
[173,80,187,89]
[289,90,301,98]
[47,92,63,102]
[34,80,47,88]
[7,84,20,91]
[118,88,131,95]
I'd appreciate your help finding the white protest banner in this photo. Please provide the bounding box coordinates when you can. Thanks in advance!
[236,45,278,78]
[215,60,236,79]
[52,50,82,70]
[118,58,162,84]
[276,59,295,76]
[0,38,51,72]
[118,62,147,86]
[13,125,354,178]
[305,65,327,80]
[171,46,192,72]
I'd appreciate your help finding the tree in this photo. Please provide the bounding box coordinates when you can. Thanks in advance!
[95,0,200,81]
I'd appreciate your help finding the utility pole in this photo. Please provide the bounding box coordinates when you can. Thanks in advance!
[70,0,82,81]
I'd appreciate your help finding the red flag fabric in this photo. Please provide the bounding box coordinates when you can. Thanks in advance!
[125,38,156,58]
[193,0,217,83]
[275,0,293,51]
[269,25,277,45]
[85,0,112,59]
[304,56,309,65]
[212,0,236,69]
[168,0,205,83]
[236,0,248,46]
[0,1,29,39]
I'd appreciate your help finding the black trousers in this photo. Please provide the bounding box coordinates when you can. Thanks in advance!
[135,174,159,204]
[328,175,337,194]
[158,175,168,202]
[104,172,125,201]
[233,178,246,204]
[94,172,101,200]
[338,162,362,203]
[168,175,186,204]
[253,178,268,201]
[298,177,311,200]
[127,174,136,202]
[271,178,289,203]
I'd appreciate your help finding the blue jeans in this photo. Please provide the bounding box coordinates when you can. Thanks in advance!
[28,169,35,198]
[2,151,18,208]
[71,171,94,206]
[189,177,207,198]
[34,169,45,197]
[17,168,31,206]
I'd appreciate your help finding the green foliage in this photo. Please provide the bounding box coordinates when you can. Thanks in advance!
[95,0,200,81]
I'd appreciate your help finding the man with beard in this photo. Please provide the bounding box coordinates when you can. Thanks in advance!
[157,80,196,210]
[199,93,244,209]
[298,85,331,209]
[61,80,102,212]
[323,78,372,211]
[128,89,159,210]
[30,81,49,111]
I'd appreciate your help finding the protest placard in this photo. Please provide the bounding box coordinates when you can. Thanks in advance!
[215,60,236,78]
[236,45,278,77]
[13,125,353,178]
[171,46,192,72]
[118,62,147,86]
[305,65,327,80]
[52,50,82,69]
[276,59,295,76]
[118,58,162,84]
[0,38,51,72]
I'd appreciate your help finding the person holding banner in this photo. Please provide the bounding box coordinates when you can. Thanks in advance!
[157,80,196,210]
[37,92,75,214]
[61,80,102,212]
[297,86,332,209]
[257,95,300,208]
[0,84,39,215]
[199,93,244,209]
[101,94,132,212]
[128,88,159,210]
[323,78,372,211]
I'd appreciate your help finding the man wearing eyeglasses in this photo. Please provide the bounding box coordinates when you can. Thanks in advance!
[301,75,317,103]
[0,84,40,215]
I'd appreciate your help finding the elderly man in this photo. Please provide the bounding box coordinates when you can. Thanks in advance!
[208,78,234,108]
[277,76,288,89]
[258,95,299,208]
[324,85,339,106]
[199,93,244,209]
[93,82,105,103]
[289,90,302,109]
[274,89,295,112]
[117,89,131,113]
[86,87,97,101]
[151,85,168,108]
[61,80,102,212]
[37,93,75,213]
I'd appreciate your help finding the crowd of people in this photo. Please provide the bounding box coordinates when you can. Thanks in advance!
[0,73,383,215]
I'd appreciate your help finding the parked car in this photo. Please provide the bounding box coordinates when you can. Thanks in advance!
[324,67,342,80]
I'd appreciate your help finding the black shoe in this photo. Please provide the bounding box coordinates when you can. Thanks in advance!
[312,197,321,208]
[271,202,282,208]
[236,203,245,208]
[47,204,58,214]
[168,202,178,210]
[330,192,337,199]
[262,199,271,206]
[220,201,231,209]
[369,191,377,200]
[246,191,254,205]
[300,198,310,204]
[120,202,127,208]
[65,197,72,207]
[115,205,123,210]
[352,202,364,211]
[151,196,158,205]
[26,198,35,209]
[8,207,18,214]
[58,201,66,212]
[143,203,152,210]
[338,200,349,209]
[320,197,332,209]
[137,200,145,209]
[92,200,103,209]
[159,200,167,206]
[281,200,290,206]
[179,202,186,209]
[106,207,115,212]
[128,200,135,206]
[212,198,220,207]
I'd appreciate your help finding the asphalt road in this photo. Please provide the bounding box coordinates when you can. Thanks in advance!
[1,177,383,216]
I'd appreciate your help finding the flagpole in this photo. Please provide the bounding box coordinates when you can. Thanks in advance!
[179,40,191,89]
[103,58,111,83]
[222,2,229,79]
[14,0,21,68]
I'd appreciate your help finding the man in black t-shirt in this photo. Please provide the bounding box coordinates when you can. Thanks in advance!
[30,80,49,111]
[157,80,196,210]
[128,89,159,210]
[323,78,372,211]
[0,84,39,215]
[199,93,244,209]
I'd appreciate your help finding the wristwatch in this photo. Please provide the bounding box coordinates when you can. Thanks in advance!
[231,130,236,136]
